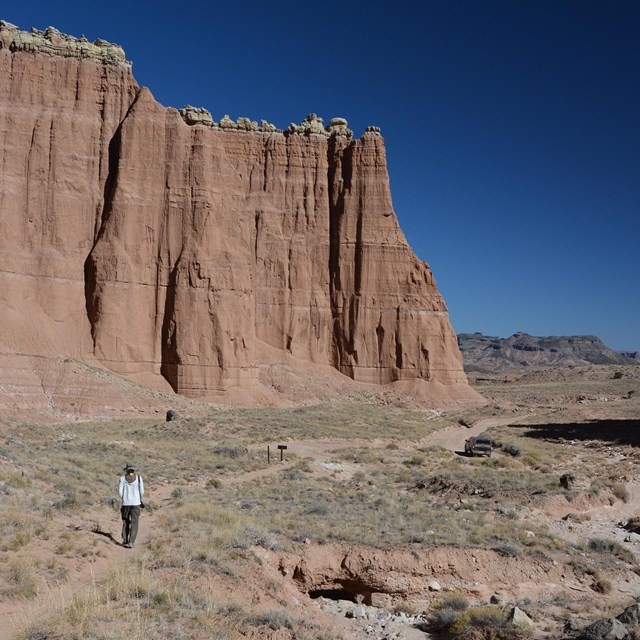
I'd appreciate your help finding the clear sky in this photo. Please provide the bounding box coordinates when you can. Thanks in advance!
[5,1,639,350]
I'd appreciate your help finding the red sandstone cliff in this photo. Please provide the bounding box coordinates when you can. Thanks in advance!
[0,21,475,407]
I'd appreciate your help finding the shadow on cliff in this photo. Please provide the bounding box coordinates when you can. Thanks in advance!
[511,419,640,447]
[84,123,124,340]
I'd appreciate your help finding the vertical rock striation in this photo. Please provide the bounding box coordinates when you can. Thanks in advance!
[328,134,458,385]
[0,21,471,403]
[0,21,138,362]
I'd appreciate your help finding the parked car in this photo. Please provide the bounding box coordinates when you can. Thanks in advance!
[464,435,492,457]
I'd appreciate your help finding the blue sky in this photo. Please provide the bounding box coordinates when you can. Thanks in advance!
[5,1,639,350]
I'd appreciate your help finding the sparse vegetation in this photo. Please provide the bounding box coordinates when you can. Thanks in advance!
[593,578,612,594]
[430,603,532,639]
[587,538,636,564]
[2,363,640,639]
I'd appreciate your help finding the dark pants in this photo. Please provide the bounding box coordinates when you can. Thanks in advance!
[121,505,141,545]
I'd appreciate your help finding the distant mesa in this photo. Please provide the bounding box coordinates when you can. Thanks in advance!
[458,332,639,372]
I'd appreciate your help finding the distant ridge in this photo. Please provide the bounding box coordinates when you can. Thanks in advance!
[458,332,639,372]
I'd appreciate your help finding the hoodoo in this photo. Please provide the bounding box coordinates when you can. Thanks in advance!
[0,21,474,404]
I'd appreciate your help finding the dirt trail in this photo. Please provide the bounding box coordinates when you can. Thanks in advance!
[414,415,516,452]
[0,483,175,640]
[233,414,526,485]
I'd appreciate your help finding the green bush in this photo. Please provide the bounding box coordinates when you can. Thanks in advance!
[434,605,533,640]
[430,607,461,630]
[438,593,470,611]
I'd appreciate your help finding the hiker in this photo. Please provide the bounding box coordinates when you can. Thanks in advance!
[118,461,144,548]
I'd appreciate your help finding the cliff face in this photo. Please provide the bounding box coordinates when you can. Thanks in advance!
[0,21,470,402]
[0,22,138,363]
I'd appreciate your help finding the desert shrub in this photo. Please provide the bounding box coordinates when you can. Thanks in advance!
[587,538,636,563]
[590,477,632,505]
[285,468,305,481]
[587,538,613,553]
[304,504,329,516]
[4,473,32,489]
[563,512,590,524]
[439,593,470,611]
[249,609,294,630]
[450,606,530,639]
[404,454,426,466]
[430,601,531,639]
[502,444,522,457]
[430,607,462,631]
[613,371,623,379]
[569,558,598,576]
[52,489,78,510]
[493,544,521,557]
[212,445,248,459]
[593,578,612,594]
[521,451,549,471]
[452,605,504,630]
[6,528,33,551]
[612,483,631,503]
[623,516,640,533]
[5,558,39,599]
[241,526,279,551]
[485,457,511,469]
[393,601,421,615]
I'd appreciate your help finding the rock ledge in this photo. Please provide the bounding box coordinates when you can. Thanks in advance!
[0,20,129,65]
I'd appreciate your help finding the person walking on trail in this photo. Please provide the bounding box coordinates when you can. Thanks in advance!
[118,462,144,548]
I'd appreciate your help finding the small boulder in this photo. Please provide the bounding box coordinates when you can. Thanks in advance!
[370,592,391,608]
[581,618,628,640]
[508,607,534,628]
[349,605,367,620]
[617,603,640,625]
